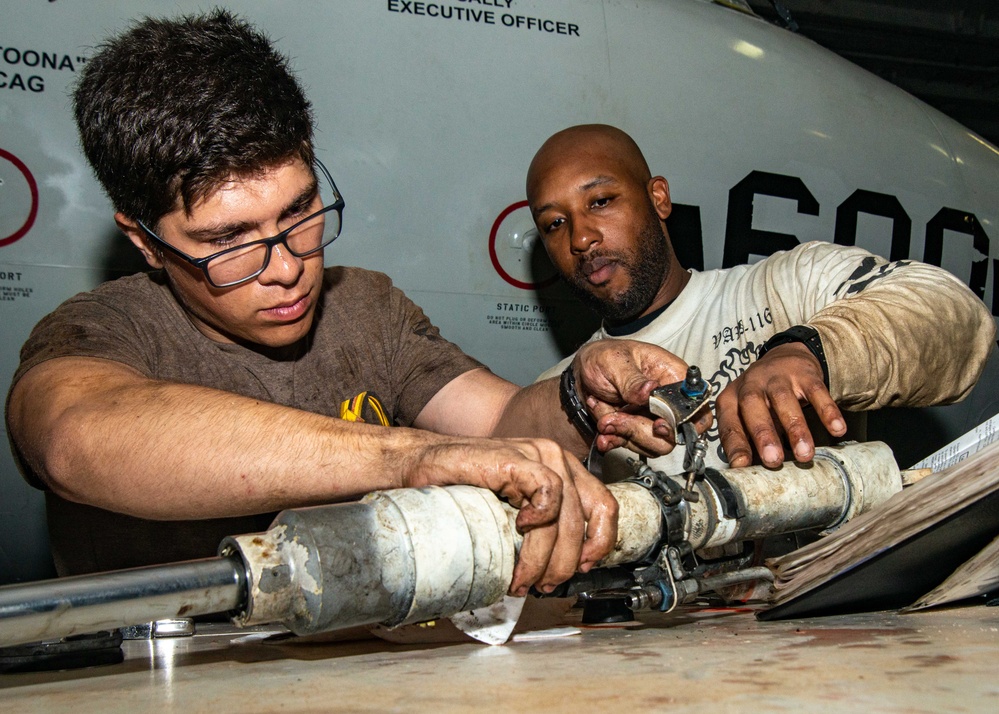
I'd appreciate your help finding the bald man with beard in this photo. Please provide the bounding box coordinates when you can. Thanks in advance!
[529,124,995,476]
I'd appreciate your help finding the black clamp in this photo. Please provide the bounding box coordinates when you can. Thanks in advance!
[559,363,597,440]
[758,324,829,387]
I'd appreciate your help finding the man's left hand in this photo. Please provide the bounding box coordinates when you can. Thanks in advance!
[715,342,847,468]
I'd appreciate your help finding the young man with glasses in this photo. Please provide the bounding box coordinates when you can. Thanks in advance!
[5,12,695,597]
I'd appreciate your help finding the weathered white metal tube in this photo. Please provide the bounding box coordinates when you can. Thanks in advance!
[222,484,517,633]
[221,481,662,635]
[0,441,902,647]
[681,441,902,550]
[223,440,899,634]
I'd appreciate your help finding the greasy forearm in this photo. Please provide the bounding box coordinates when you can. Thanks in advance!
[9,359,441,520]
[493,338,693,459]
[808,264,996,409]
[11,360,620,594]
[492,377,590,458]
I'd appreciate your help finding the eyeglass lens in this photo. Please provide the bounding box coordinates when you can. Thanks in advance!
[205,172,341,286]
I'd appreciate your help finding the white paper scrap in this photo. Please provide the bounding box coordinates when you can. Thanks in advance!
[511,626,581,642]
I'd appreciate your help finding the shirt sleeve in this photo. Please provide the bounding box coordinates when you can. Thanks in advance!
[764,241,996,409]
[12,288,158,388]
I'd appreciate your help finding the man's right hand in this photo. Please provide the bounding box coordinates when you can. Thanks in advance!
[572,339,713,456]
[402,436,618,597]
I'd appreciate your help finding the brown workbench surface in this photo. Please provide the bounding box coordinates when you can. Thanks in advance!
[2,604,997,712]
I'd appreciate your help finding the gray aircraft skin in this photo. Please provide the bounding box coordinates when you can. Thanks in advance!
[1,0,997,582]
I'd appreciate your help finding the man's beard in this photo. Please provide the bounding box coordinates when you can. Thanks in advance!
[564,213,672,324]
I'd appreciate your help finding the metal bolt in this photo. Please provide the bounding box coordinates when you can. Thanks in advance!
[681,365,706,398]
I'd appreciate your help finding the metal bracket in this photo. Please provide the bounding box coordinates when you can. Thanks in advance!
[649,366,712,444]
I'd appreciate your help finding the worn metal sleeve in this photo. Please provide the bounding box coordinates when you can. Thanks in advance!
[695,441,901,548]
[599,482,666,566]
[226,486,521,634]
[374,487,479,626]
[0,557,245,648]
[815,441,903,532]
[223,499,417,633]
[446,485,517,612]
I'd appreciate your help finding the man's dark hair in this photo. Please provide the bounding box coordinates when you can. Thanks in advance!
[73,9,315,224]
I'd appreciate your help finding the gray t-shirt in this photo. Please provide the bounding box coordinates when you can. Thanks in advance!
[8,266,483,574]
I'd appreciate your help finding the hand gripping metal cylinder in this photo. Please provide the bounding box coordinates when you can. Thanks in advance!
[221,442,901,633]
[221,485,517,634]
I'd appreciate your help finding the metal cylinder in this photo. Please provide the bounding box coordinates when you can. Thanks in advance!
[592,481,663,566]
[0,441,902,648]
[222,484,516,634]
[0,557,244,648]
[683,441,901,550]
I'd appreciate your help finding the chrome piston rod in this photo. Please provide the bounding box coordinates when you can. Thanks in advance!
[0,557,245,647]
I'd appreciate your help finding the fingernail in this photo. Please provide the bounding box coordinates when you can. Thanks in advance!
[831,418,845,433]
[795,443,811,461]
[762,445,780,464]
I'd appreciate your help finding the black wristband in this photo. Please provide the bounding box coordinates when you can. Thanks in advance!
[758,325,830,387]
[559,363,597,440]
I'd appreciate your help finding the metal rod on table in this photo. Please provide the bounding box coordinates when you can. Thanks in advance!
[0,556,246,647]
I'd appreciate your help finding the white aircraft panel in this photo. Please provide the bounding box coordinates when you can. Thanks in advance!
[2,0,997,582]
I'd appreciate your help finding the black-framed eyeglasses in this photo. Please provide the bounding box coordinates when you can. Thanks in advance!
[137,159,344,288]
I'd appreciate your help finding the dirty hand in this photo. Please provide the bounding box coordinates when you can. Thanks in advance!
[573,339,712,456]
[715,342,846,468]
[406,437,618,596]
